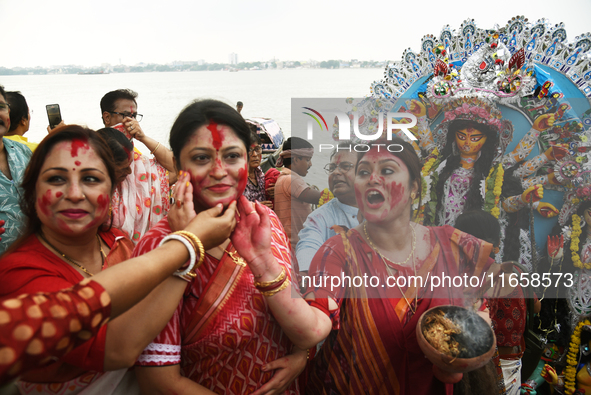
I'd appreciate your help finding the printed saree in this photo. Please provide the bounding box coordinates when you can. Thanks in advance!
[306,225,499,395]
[135,212,299,395]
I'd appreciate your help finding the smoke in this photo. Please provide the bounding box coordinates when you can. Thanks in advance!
[429,306,494,359]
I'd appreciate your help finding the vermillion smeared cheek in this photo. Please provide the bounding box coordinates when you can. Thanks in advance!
[56,192,63,198]
[354,185,365,215]
[386,182,406,209]
[97,194,109,214]
[37,190,53,217]
[84,194,110,229]
[237,166,247,195]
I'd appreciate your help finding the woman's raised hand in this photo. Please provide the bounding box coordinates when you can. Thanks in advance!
[169,171,196,232]
[231,196,273,270]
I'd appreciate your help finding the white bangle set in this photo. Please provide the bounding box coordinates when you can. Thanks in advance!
[159,234,196,278]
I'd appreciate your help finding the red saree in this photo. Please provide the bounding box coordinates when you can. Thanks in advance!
[0,229,134,393]
[135,210,299,395]
[306,225,498,395]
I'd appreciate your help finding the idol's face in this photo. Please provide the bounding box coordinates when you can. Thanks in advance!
[455,127,487,156]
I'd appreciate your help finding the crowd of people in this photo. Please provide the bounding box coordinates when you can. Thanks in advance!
[0,84,569,395]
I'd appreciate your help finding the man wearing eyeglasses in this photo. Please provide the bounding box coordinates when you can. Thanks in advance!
[0,85,33,254]
[296,141,359,273]
[100,89,176,183]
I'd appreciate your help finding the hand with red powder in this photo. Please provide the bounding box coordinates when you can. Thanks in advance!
[231,196,275,272]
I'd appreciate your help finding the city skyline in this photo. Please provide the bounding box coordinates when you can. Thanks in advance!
[2,0,590,69]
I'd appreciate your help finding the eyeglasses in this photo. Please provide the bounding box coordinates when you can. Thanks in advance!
[0,102,10,113]
[248,146,263,154]
[109,111,143,121]
[324,162,354,174]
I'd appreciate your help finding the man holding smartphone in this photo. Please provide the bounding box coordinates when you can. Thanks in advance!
[99,89,177,242]
[0,85,33,254]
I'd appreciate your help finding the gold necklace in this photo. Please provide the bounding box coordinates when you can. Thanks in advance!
[363,221,416,266]
[363,221,418,314]
[38,233,105,277]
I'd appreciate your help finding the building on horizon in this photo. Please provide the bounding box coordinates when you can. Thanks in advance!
[229,53,238,65]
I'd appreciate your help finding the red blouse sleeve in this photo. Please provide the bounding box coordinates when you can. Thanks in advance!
[0,280,111,382]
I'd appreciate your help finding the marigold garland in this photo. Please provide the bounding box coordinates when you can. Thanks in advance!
[565,319,591,394]
[318,188,334,207]
[421,148,439,177]
[570,214,588,269]
[484,164,504,218]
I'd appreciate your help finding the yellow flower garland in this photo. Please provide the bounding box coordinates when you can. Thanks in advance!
[485,164,504,218]
[318,188,334,207]
[565,319,591,394]
[570,214,589,269]
[421,148,439,177]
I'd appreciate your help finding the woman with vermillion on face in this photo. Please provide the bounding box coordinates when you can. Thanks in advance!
[133,100,334,395]
[303,137,504,395]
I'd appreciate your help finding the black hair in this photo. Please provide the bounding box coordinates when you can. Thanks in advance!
[96,127,134,165]
[435,120,499,219]
[169,99,251,168]
[249,129,262,145]
[100,89,138,113]
[454,210,501,246]
[281,137,313,168]
[6,91,29,133]
[237,101,243,106]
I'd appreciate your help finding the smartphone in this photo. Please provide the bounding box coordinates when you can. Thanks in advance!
[46,104,62,129]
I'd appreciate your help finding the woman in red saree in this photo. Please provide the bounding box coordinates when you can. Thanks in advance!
[134,100,332,395]
[0,125,236,394]
[304,137,503,395]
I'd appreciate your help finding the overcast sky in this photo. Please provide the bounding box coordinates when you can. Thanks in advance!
[1,0,590,68]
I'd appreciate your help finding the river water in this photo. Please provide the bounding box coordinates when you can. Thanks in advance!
[2,68,382,189]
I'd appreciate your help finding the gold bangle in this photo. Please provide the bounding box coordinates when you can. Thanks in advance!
[173,231,205,269]
[151,142,161,155]
[254,267,286,288]
[259,280,290,297]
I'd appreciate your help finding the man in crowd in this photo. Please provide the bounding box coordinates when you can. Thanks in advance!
[274,136,321,249]
[100,89,176,182]
[0,85,33,253]
[296,141,359,273]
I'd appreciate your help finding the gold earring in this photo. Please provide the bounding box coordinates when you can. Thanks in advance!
[108,205,112,216]
[411,192,416,200]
